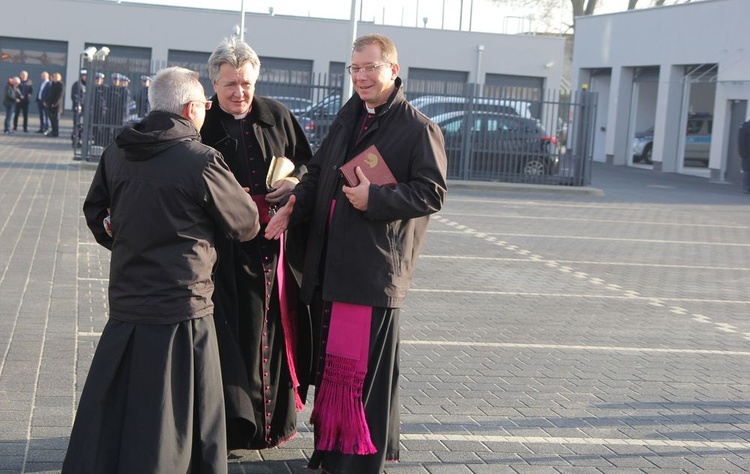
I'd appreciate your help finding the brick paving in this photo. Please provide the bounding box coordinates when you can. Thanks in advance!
[1,118,749,473]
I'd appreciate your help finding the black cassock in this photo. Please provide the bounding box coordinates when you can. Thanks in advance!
[209,109,314,450]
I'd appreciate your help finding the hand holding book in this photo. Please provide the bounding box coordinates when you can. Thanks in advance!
[339,145,396,187]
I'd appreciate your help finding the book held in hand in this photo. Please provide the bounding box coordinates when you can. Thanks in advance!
[266,155,296,190]
[339,144,397,187]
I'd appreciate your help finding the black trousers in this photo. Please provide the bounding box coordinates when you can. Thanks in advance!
[48,107,60,136]
[13,100,29,131]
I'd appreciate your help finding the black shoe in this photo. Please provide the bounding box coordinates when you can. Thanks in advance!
[35,130,44,133]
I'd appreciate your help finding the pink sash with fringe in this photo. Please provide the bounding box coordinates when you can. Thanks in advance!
[310,302,377,455]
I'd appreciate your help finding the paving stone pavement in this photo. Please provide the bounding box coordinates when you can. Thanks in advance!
[1,118,749,473]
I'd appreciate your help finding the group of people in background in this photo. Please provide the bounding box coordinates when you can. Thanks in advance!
[3,70,63,136]
[62,32,447,474]
[72,70,151,149]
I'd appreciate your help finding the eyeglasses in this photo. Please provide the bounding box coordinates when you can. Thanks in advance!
[345,63,391,76]
[186,100,212,110]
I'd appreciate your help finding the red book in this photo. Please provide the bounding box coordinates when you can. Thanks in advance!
[339,145,397,187]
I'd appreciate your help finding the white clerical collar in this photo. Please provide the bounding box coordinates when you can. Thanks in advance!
[219,104,248,120]
[365,104,376,114]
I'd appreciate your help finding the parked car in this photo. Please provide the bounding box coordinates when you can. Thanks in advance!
[434,110,559,177]
[296,93,342,147]
[632,113,712,165]
[266,95,313,116]
[685,113,712,165]
[632,125,655,164]
[410,94,534,120]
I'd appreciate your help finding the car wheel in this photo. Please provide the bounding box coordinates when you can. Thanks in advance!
[641,143,653,164]
[522,158,547,176]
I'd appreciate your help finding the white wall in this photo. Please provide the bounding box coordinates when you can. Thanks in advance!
[572,0,750,180]
[573,0,748,79]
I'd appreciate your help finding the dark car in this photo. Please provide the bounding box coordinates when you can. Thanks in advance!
[434,110,559,177]
[296,93,342,148]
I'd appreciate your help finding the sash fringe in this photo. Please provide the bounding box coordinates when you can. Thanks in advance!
[310,354,377,455]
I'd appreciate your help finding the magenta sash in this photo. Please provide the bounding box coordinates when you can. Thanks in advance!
[251,194,272,225]
[309,302,377,455]
[276,233,304,412]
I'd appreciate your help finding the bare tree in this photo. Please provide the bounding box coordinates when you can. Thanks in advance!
[490,0,700,33]
[570,0,598,17]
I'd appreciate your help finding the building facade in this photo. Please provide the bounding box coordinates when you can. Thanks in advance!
[572,0,748,185]
[1,0,565,112]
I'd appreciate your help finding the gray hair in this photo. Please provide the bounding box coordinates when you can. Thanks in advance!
[207,37,261,83]
[148,66,204,115]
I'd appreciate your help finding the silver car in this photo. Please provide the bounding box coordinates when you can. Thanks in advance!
[632,114,712,165]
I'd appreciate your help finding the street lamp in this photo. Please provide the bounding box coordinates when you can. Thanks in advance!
[81,47,97,62]
[93,47,110,61]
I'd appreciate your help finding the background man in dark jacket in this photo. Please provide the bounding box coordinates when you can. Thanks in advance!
[70,69,86,147]
[134,74,151,118]
[3,76,20,134]
[12,70,32,132]
[63,66,260,473]
[46,72,64,137]
[35,71,50,133]
[200,36,314,453]
[266,33,447,474]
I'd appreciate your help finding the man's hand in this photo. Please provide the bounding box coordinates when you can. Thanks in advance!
[103,208,112,237]
[266,177,299,203]
[342,167,370,211]
[265,195,295,240]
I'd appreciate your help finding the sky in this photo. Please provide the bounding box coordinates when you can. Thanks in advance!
[121,0,638,35]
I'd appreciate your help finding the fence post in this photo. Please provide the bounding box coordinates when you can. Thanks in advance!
[572,89,596,186]
[80,61,94,162]
[459,82,480,180]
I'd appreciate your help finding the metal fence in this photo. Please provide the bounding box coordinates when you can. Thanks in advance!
[410,87,597,186]
[74,58,595,186]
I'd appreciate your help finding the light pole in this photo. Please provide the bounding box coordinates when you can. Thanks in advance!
[239,0,246,40]
[80,46,110,162]
[343,0,361,102]
[469,0,474,31]
[73,47,97,160]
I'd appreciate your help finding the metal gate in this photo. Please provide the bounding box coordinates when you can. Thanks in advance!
[409,86,597,186]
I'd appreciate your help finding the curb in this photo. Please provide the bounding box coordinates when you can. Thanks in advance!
[447,179,605,196]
